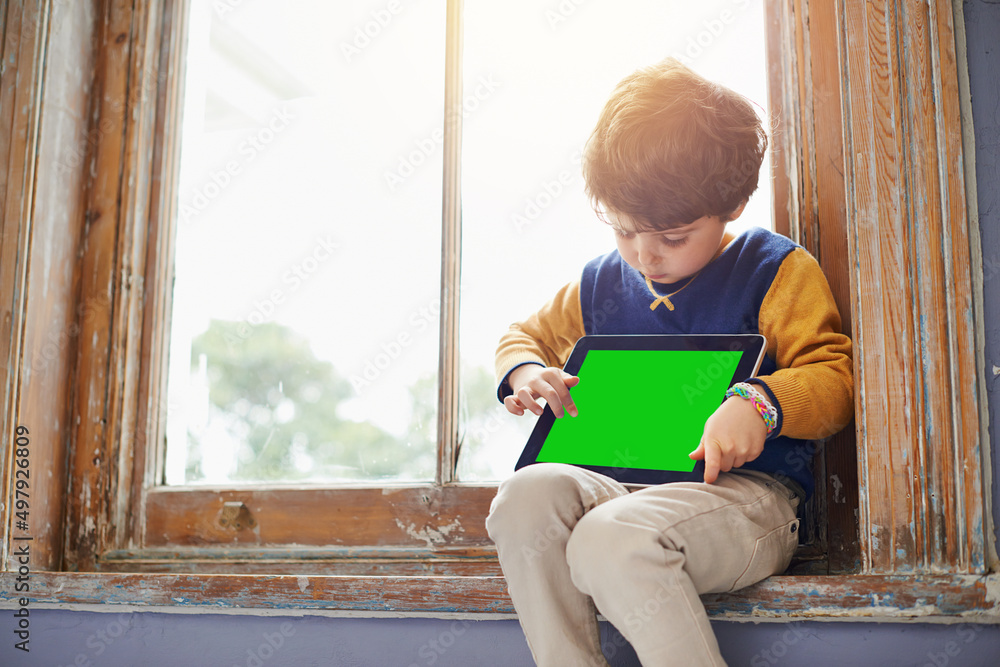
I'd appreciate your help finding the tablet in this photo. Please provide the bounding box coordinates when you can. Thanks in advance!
[513,334,767,485]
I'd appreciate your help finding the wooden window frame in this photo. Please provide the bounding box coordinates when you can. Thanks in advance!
[64,0,500,576]
[2,0,997,618]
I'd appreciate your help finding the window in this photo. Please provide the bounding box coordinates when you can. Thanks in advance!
[164,0,774,489]
[1,0,995,616]
[165,0,447,486]
[84,0,778,572]
[457,0,773,481]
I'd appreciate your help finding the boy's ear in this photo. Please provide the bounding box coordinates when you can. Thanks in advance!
[725,199,748,222]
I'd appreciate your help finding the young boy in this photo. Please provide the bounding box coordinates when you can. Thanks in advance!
[485,59,853,667]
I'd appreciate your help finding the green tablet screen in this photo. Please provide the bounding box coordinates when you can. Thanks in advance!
[535,349,742,471]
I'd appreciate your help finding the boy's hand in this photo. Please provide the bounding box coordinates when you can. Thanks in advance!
[504,365,579,418]
[689,396,768,483]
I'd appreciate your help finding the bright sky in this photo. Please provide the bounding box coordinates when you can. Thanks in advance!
[166,0,770,483]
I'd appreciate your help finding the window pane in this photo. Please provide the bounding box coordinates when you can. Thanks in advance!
[458,0,771,481]
[164,0,445,485]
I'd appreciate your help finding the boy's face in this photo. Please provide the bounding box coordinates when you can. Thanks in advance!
[606,210,728,284]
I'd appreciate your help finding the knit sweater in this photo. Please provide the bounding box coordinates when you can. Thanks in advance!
[495,226,854,498]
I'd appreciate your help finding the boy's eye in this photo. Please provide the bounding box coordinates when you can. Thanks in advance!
[614,228,635,240]
[660,236,688,247]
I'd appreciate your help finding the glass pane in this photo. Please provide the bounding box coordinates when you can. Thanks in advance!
[458,0,771,481]
[164,0,445,485]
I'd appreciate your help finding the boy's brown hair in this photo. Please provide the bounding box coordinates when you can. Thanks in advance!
[583,58,767,230]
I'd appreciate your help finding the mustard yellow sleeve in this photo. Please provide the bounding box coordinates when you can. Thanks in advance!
[755,248,854,439]
[495,280,586,398]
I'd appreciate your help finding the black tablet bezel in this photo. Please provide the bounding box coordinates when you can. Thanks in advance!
[513,334,767,485]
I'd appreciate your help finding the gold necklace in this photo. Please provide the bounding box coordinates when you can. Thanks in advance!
[643,271,702,311]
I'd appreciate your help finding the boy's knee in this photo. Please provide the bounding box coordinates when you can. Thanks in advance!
[485,463,585,540]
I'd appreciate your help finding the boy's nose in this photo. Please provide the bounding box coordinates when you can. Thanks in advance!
[636,238,660,266]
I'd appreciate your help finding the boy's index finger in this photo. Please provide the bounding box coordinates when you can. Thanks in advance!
[538,368,576,418]
[563,395,578,418]
[549,381,576,418]
[558,372,579,417]
[703,439,721,483]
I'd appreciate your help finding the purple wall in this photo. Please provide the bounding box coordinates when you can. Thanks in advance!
[2,3,999,666]
[966,0,1000,562]
[0,610,998,666]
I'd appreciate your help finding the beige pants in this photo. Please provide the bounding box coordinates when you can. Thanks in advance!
[485,463,800,667]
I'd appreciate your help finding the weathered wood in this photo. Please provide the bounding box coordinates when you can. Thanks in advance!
[765,0,796,240]
[840,0,985,573]
[97,545,502,576]
[64,0,170,570]
[119,0,497,557]
[436,0,463,485]
[0,0,36,573]
[0,1,78,571]
[107,0,167,555]
[143,486,497,548]
[764,0,860,572]
[702,573,1000,618]
[802,0,860,575]
[14,0,100,571]
[64,0,136,572]
[132,0,187,540]
[0,0,987,612]
[1,571,997,619]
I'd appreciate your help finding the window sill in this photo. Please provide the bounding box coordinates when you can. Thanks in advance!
[4,572,999,621]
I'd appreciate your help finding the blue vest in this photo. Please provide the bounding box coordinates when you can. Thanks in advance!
[579,226,816,497]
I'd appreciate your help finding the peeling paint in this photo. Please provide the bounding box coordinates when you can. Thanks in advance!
[296,576,309,593]
[394,518,464,548]
[987,577,1000,607]
[6,573,999,622]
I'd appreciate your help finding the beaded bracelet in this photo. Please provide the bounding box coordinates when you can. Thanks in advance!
[725,382,778,435]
